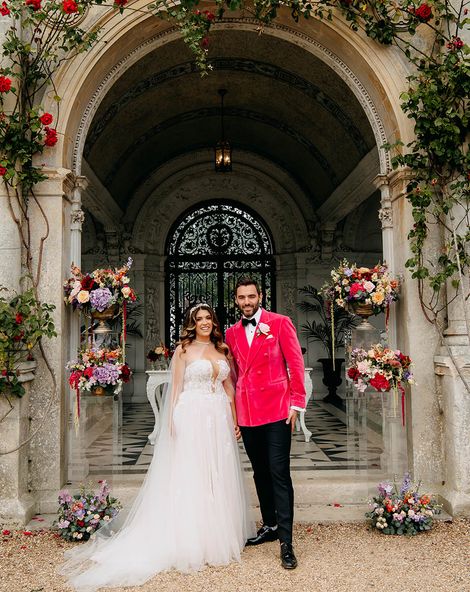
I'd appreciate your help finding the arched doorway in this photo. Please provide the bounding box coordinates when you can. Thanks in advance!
[165,201,275,344]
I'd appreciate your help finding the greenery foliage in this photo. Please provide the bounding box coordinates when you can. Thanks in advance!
[0,287,56,397]
[298,285,360,359]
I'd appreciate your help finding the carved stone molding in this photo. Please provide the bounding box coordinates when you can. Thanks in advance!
[71,209,85,226]
[378,206,393,229]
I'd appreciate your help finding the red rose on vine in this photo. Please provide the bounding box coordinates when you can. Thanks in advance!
[114,0,128,6]
[201,37,209,49]
[15,313,23,324]
[40,113,53,126]
[203,10,215,21]
[347,367,360,380]
[0,1,10,16]
[120,364,131,383]
[0,76,12,93]
[25,0,41,10]
[44,127,58,147]
[414,4,433,22]
[62,0,78,13]
[0,166,7,176]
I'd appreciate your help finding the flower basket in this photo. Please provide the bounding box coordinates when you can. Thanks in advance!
[147,343,171,369]
[55,480,121,542]
[322,260,399,318]
[64,258,136,316]
[366,473,440,535]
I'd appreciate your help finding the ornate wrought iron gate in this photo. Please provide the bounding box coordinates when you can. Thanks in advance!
[165,201,276,344]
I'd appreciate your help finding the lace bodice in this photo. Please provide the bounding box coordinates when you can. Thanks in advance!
[183,359,230,394]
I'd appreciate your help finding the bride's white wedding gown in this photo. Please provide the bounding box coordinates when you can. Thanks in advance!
[62,358,253,591]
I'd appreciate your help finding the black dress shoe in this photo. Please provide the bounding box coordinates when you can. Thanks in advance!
[280,542,298,569]
[246,525,279,546]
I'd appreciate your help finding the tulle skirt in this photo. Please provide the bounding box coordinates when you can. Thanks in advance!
[61,389,254,591]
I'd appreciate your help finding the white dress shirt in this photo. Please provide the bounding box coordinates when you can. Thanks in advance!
[242,308,304,414]
[243,307,263,346]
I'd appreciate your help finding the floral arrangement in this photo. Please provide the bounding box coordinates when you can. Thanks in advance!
[147,343,171,368]
[68,347,132,394]
[323,259,399,315]
[366,473,440,535]
[64,258,136,314]
[55,480,121,542]
[0,288,56,397]
[347,344,413,394]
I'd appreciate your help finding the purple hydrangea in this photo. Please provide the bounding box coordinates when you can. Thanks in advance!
[89,288,113,312]
[58,489,72,504]
[93,363,120,385]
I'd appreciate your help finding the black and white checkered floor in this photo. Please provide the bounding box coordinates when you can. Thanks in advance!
[83,398,384,476]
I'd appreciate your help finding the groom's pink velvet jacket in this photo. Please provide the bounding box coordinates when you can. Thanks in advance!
[225,309,306,427]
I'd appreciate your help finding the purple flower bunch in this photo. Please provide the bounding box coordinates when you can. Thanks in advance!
[93,363,120,385]
[89,288,113,312]
[55,480,121,542]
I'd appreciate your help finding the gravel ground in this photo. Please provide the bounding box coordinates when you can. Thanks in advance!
[1,520,469,592]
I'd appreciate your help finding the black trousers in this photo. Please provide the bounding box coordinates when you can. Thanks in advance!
[240,419,294,544]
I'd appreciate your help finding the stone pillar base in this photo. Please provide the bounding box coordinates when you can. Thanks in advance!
[0,494,36,527]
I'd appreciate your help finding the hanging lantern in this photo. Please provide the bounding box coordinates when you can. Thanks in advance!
[214,89,232,172]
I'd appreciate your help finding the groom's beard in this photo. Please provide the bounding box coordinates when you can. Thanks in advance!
[239,302,260,319]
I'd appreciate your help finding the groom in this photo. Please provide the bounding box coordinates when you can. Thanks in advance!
[225,277,306,569]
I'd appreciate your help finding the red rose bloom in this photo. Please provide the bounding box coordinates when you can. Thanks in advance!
[83,367,94,379]
[15,313,23,324]
[62,0,78,13]
[369,373,391,392]
[347,367,360,380]
[0,2,10,16]
[120,364,131,383]
[69,370,82,389]
[0,76,12,93]
[1,369,7,377]
[81,275,96,291]
[114,0,127,6]
[201,36,209,49]
[203,10,215,21]
[44,127,58,147]
[349,282,365,298]
[0,166,7,176]
[77,520,85,527]
[25,0,41,10]
[2,529,11,535]
[415,3,432,22]
[40,113,53,126]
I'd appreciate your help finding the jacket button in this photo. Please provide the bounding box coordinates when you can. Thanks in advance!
[257,370,261,375]
[260,387,265,391]
[264,353,268,357]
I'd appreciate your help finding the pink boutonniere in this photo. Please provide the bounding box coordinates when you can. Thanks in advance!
[257,322,271,337]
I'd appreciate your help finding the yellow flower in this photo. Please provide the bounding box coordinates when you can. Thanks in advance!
[77,290,90,303]
[371,292,385,305]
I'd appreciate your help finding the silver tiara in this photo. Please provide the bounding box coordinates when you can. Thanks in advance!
[189,303,209,314]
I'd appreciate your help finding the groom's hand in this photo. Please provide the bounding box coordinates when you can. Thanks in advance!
[286,409,298,433]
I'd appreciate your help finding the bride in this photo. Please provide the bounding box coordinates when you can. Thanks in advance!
[61,303,254,591]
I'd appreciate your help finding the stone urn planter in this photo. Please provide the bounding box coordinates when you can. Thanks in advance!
[318,358,344,407]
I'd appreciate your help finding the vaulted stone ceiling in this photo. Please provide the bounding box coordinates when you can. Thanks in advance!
[84,28,376,213]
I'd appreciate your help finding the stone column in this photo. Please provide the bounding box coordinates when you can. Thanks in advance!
[27,167,76,514]
[434,201,470,515]
[387,169,443,490]
[375,174,397,348]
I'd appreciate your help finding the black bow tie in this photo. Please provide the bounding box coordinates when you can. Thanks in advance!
[242,317,257,327]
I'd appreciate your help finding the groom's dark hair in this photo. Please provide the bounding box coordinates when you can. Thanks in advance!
[235,276,261,295]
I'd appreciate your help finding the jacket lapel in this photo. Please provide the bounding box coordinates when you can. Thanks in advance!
[233,319,249,364]
[246,309,270,368]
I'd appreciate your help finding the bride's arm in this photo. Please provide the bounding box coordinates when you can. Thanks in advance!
[222,358,241,441]
[169,345,185,434]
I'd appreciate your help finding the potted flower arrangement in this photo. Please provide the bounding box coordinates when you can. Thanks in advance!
[147,342,171,370]
[346,344,413,394]
[323,259,399,319]
[68,347,132,397]
[0,288,56,397]
[63,257,137,319]
[298,286,360,405]
[55,480,121,542]
[366,473,440,535]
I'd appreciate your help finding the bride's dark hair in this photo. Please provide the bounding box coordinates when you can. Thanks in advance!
[179,304,229,355]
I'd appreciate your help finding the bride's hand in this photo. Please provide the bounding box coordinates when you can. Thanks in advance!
[234,424,241,441]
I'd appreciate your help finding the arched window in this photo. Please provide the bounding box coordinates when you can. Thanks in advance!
[165,201,276,343]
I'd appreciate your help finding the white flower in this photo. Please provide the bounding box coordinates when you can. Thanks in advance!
[72,532,78,538]
[363,281,375,292]
[103,515,110,521]
[93,514,100,520]
[77,533,83,539]
[86,526,93,532]
[87,510,91,515]
[408,509,415,517]
[258,322,270,335]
